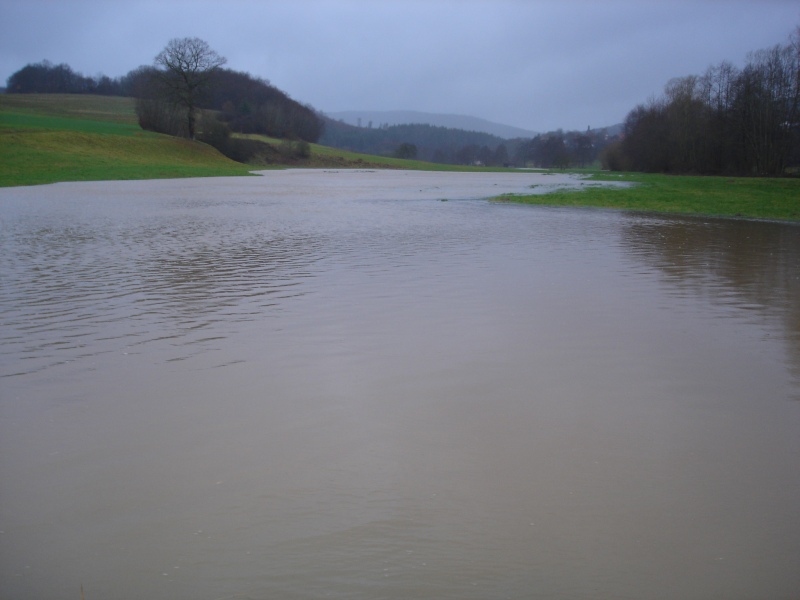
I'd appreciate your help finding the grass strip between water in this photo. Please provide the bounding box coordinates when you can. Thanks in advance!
[496,171,800,222]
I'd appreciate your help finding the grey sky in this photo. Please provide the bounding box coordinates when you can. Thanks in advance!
[1,0,798,131]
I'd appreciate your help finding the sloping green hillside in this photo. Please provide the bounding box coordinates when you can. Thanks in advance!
[0,94,257,186]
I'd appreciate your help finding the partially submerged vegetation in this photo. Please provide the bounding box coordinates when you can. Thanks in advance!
[497,170,800,222]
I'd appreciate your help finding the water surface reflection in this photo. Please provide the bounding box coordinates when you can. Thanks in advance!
[620,214,800,383]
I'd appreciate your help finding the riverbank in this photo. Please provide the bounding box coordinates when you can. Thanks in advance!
[496,170,800,222]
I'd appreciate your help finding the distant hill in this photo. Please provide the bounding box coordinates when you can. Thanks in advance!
[319,117,516,165]
[326,110,537,140]
[321,110,624,167]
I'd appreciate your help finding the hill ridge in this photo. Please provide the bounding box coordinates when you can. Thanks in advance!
[326,110,537,139]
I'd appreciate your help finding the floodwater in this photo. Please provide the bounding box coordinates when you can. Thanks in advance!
[0,169,798,600]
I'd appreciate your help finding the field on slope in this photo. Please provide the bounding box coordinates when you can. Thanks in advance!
[0,94,261,186]
[0,94,477,187]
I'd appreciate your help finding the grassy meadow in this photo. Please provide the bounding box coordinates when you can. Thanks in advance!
[0,94,259,186]
[497,170,800,222]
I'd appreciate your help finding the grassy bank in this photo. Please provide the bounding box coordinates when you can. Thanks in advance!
[0,94,489,187]
[0,94,258,186]
[497,170,800,222]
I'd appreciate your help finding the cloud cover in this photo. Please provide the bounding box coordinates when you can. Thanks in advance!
[1,0,798,131]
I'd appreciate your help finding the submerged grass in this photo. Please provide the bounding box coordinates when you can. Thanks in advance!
[497,170,800,222]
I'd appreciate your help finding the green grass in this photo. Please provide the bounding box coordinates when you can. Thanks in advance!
[0,94,260,186]
[1,111,144,136]
[0,93,140,124]
[497,170,800,222]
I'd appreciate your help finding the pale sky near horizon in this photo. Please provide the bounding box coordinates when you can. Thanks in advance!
[1,0,797,132]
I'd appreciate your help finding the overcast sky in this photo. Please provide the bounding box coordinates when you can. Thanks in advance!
[1,0,798,132]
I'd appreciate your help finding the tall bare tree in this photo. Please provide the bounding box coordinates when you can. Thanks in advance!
[153,37,226,139]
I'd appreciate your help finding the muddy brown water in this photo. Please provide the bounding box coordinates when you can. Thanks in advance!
[1,170,798,599]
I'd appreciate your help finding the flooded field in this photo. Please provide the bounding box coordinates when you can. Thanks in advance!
[1,170,798,599]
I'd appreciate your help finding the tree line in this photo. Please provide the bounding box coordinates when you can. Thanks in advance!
[603,27,800,175]
[5,59,140,96]
[513,128,619,169]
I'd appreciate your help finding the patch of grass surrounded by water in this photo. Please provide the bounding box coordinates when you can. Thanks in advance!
[497,171,800,222]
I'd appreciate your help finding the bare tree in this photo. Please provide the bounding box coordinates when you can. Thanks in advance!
[737,43,797,174]
[153,37,226,139]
